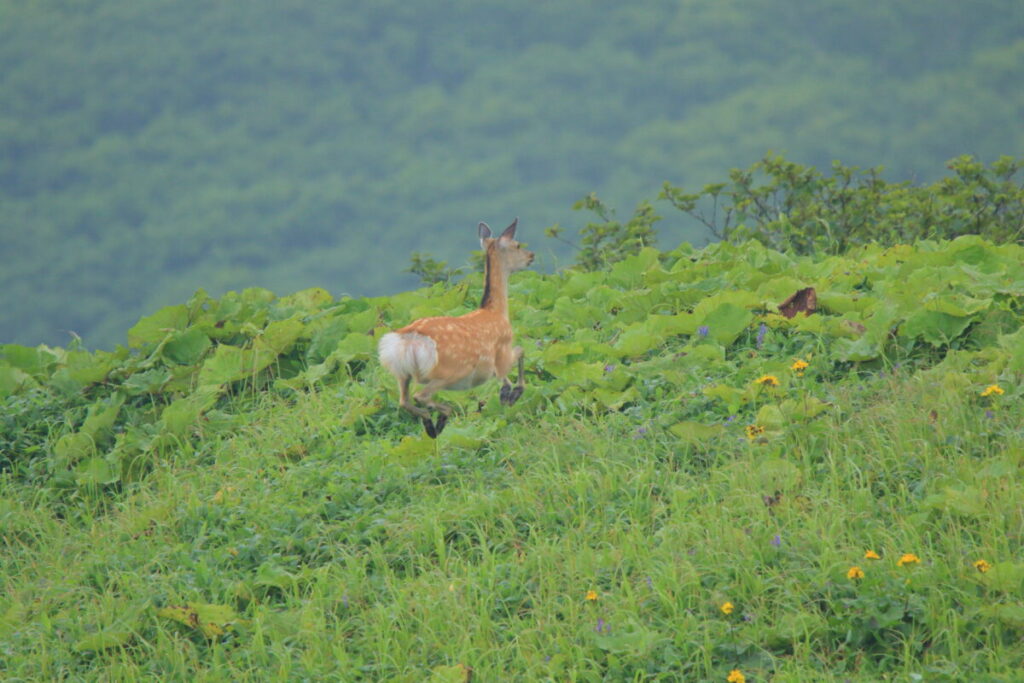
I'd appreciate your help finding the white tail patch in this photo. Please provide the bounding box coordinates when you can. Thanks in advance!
[378,332,438,382]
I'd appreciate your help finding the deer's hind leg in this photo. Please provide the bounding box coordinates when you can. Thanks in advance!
[414,379,454,438]
[395,375,440,437]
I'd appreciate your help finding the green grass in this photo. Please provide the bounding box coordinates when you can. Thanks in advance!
[3,364,1022,681]
[3,237,1023,680]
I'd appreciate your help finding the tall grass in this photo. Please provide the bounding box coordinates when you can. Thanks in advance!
[2,362,1021,681]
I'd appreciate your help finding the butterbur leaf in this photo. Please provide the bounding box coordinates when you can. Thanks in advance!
[333,332,377,363]
[75,456,119,486]
[156,603,240,639]
[162,327,212,365]
[127,305,189,347]
[669,421,724,445]
[834,336,880,362]
[614,323,665,357]
[699,303,753,347]
[254,317,305,355]
[1,344,60,378]
[276,286,333,311]
[755,404,785,430]
[979,604,1024,630]
[900,310,974,346]
[0,363,38,397]
[974,563,1024,593]
[388,434,436,462]
[429,663,473,683]
[73,628,133,652]
[778,287,817,318]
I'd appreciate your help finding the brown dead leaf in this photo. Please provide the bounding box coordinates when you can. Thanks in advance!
[778,287,817,319]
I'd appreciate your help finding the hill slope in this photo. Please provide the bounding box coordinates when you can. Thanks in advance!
[2,237,1023,679]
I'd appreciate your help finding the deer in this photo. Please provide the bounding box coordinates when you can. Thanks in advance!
[378,218,535,438]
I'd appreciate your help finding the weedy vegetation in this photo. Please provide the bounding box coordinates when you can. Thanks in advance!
[2,156,1023,681]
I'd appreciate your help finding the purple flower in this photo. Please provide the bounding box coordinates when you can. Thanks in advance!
[604,364,616,373]
[985,410,995,419]
[698,325,709,338]
[770,534,782,547]
[756,322,767,349]
[595,617,607,633]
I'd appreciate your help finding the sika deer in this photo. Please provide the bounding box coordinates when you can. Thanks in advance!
[378,218,534,437]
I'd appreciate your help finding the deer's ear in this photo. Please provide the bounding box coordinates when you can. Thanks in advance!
[478,222,492,249]
[499,217,519,242]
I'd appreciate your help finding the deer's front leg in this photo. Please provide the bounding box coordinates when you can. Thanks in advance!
[499,346,525,406]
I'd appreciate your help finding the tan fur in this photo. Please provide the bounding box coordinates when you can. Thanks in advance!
[378,218,534,436]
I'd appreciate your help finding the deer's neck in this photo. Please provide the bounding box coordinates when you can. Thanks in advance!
[479,247,509,317]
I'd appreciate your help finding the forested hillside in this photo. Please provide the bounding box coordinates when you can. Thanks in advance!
[3,0,1023,348]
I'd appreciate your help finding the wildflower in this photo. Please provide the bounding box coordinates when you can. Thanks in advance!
[698,325,710,338]
[595,617,608,633]
[604,364,616,373]
[720,601,734,615]
[770,534,782,547]
[585,590,598,602]
[755,374,780,387]
[980,384,1004,397]
[745,424,765,440]
[864,550,881,560]
[791,358,809,373]
[897,553,921,567]
[974,559,992,573]
[756,322,768,349]
[727,669,746,683]
[847,566,865,580]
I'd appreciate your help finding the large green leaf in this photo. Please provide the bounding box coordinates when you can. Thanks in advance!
[900,310,974,346]
[199,344,255,387]
[127,305,189,347]
[255,317,306,355]
[698,302,753,347]
[75,456,119,486]
[0,344,60,378]
[162,326,212,365]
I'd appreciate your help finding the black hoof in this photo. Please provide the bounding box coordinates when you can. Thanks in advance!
[501,385,524,406]
[422,417,437,439]
[433,413,448,436]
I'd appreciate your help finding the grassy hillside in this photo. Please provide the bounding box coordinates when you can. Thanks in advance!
[3,0,1024,348]
[2,235,1023,680]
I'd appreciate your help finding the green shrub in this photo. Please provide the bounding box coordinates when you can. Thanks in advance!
[661,153,1024,254]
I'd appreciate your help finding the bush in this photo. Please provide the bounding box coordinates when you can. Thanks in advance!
[660,153,1024,254]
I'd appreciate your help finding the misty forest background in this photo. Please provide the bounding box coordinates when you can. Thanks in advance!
[3,0,1023,349]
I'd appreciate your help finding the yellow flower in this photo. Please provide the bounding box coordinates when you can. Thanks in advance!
[727,670,746,683]
[980,384,1004,397]
[756,374,780,387]
[745,424,765,441]
[974,559,992,573]
[720,601,734,615]
[847,566,865,580]
[897,553,921,567]
[585,590,598,602]
[791,359,809,373]
[864,550,881,560]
